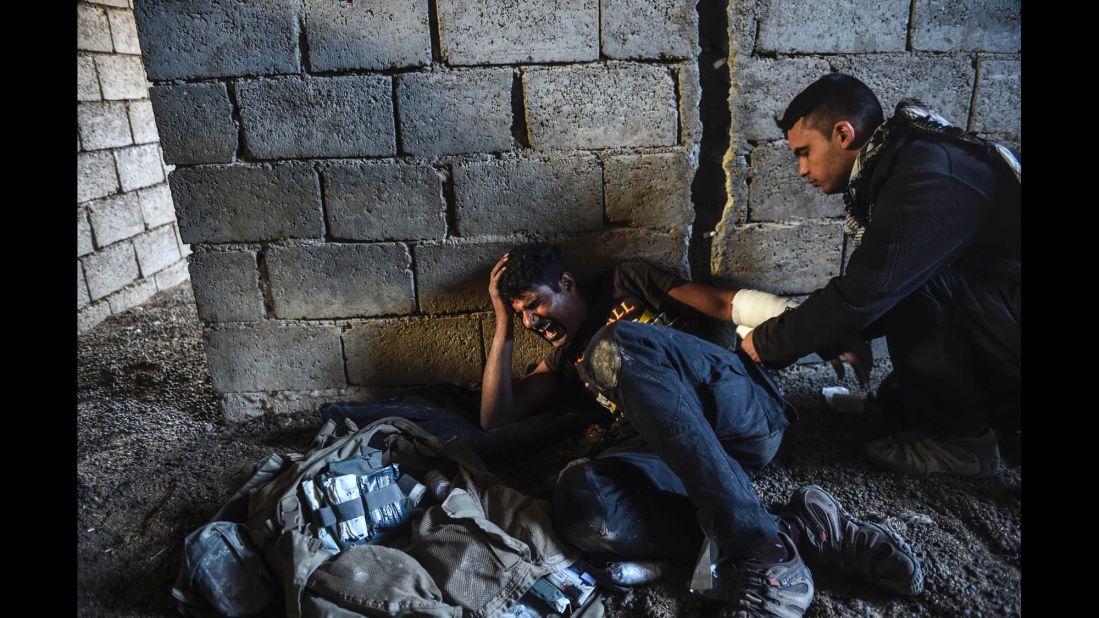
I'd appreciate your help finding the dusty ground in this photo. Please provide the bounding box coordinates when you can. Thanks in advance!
[77,283,1021,617]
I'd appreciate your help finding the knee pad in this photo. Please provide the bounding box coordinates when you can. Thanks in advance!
[580,324,623,391]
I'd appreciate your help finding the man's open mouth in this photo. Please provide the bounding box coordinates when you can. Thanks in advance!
[532,318,565,342]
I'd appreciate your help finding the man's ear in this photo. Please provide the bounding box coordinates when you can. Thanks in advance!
[560,272,576,292]
[833,121,858,150]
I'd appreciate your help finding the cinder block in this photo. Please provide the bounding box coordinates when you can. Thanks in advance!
[415,239,516,313]
[829,55,975,129]
[78,208,95,256]
[479,314,552,379]
[602,0,699,59]
[174,223,192,258]
[733,58,832,143]
[677,62,702,146]
[757,0,907,53]
[267,243,414,319]
[453,155,602,236]
[221,386,394,422]
[82,241,140,300]
[912,0,1020,52]
[437,0,598,65]
[78,262,91,309]
[87,192,145,247]
[77,102,133,150]
[106,278,158,314]
[77,151,120,203]
[723,154,749,224]
[397,69,513,157]
[78,301,112,334]
[304,0,431,71]
[188,250,265,322]
[170,163,323,243]
[137,183,176,228]
[972,59,1020,136]
[89,0,129,7]
[133,0,300,80]
[149,83,237,164]
[133,225,182,276]
[605,151,696,228]
[78,4,113,52]
[711,220,843,295]
[557,227,691,287]
[344,316,483,385]
[94,55,147,100]
[154,260,190,291]
[106,8,141,54]
[748,142,845,221]
[114,144,164,191]
[238,76,395,159]
[204,322,346,392]
[77,55,101,101]
[127,100,159,144]
[322,162,446,241]
[524,64,678,150]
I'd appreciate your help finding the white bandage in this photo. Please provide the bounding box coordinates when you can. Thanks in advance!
[730,289,800,328]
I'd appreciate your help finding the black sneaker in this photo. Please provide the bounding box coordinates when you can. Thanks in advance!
[782,485,923,596]
[727,532,814,618]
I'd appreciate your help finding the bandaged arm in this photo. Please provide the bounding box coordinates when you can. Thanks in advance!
[731,289,800,339]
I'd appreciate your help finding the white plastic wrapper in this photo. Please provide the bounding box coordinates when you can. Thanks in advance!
[607,561,667,586]
[300,479,340,553]
[322,474,371,545]
[822,386,865,414]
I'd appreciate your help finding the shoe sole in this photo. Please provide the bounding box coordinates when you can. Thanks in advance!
[792,485,925,596]
[864,442,1002,478]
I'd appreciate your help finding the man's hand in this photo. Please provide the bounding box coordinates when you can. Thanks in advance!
[741,329,763,363]
[488,253,510,319]
[829,335,873,389]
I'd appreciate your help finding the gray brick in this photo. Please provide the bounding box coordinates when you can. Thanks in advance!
[415,239,516,313]
[175,224,192,258]
[149,83,236,164]
[711,220,843,295]
[137,183,175,228]
[267,243,414,319]
[524,64,677,150]
[557,227,690,287]
[437,0,598,65]
[133,225,182,276]
[188,251,264,322]
[82,241,140,299]
[87,192,145,247]
[734,58,832,143]
[972,59,1020,136]
[304,0,431,71]
[77,102,133,150]
[605,151,696,228]
[453,155,602,236]
[154,260,190,291]
[170,163,323,244]
[106,278,158,314]
[724,154,749,224]
[677,62,702,146]
[602,0,699,59]
[757,0,907,53]
[133,0,300,80]
[78,301,112,334]
[107,7,141,54]
[77,151,120,203]
[127,100,159,144]
[78,208,95,256]
[344,316,482,385]
[479,314,551,379]
[221,386,394,422]
[323,162,446,241]
[397,69,513,157]
[912,0,1020,52]
[238,76,395,159]
[89,0,129,7]
[77,55,101,101]
[204,322,346,392]
[78,262,91,309]
[78,4,113,52]
[748,142,845,222]
[94,55,147,100]
[114,144,164,192]
[830,55,975,130]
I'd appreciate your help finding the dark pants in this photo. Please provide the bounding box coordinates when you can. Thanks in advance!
[866,268,1021,437]
[553,320,793,563]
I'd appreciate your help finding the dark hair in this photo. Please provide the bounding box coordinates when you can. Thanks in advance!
[498,242,568,300]
[777,73,884,147]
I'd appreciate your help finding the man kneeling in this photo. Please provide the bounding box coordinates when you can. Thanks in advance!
[480,243,923,616]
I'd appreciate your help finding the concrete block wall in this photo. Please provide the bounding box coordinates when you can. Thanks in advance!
[133,0,703,419]
[709,0,1020,360]
[78,0,190,334]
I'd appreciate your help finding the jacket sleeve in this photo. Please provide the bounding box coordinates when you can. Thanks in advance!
[751,139,993,368]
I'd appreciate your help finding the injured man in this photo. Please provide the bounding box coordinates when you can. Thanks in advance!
[480,242,922,617]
